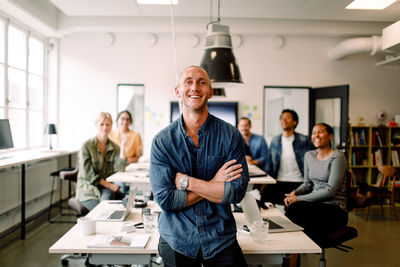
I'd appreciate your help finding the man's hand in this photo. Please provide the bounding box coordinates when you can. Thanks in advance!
[283,191,297,207]
[212,159,243,182]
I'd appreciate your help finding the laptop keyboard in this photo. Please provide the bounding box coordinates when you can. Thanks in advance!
[108,210,125,219]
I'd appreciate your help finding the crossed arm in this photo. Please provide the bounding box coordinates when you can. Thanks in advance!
[175,159,243,206]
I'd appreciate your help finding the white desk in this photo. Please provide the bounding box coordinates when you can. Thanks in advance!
[107,163,276,185]
[0,148,78,239]
[49,201,320,266]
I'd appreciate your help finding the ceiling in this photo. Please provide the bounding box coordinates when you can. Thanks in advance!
[50,0,400,23]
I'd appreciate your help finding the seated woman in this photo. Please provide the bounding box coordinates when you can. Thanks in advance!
[76,112,128,211]
[283,123,348,244]
[109,110,143,193]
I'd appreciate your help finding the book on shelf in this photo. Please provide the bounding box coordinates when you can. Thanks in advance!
[392,150,400,166]
[359,130,366,146]
[376,132,383,146]
[375,173,384,187]
[372,131,376,146]
[87,234,150,248]
[375,149,383,167]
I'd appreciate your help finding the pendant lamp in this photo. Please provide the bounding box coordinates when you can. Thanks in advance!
[200,0,243,88]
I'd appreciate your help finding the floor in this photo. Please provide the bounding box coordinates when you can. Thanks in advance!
[0,205,398,267]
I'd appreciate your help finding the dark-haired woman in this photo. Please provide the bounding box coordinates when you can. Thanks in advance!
[109,110,143,193]
[109,110,143,164]
[283,123,348,244]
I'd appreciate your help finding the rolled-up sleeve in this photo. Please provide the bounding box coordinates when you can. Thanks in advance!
[150,136,187,211]
[221,131,249,204]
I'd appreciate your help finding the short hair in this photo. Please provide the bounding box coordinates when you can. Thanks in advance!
[95,112,112,125]
[177,65,211,88]
[238,117,252,126]
[315,122,334,135]
[117,110,133,124]
[280,109,299,129]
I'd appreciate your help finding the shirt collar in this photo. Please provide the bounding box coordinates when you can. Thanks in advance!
[178,113,214,138]
[92,136,114,153]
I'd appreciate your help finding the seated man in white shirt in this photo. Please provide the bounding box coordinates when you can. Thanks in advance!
[262,109,311,205]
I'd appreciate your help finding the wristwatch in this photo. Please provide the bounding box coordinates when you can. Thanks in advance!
[180,175,190,191]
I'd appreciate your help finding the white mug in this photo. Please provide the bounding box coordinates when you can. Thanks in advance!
[78,217,96,235]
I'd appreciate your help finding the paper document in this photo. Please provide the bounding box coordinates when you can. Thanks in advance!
[87,234,150,248]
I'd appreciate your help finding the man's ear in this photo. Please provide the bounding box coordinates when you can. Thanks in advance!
[175,86,181,98]
[208,87,214,99]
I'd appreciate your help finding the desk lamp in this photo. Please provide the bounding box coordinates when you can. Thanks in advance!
[44,123,57,150]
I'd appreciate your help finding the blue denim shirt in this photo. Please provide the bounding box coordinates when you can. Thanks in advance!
[150,114,249,259]
[267,132,310,178]
[248,134,269,172]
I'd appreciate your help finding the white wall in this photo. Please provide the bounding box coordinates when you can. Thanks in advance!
[58,32,400,157]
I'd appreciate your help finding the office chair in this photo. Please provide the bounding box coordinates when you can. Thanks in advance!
[365,165,398,221]
[48,167,81,223]
[317,170,359,267]
[60,197,90,266]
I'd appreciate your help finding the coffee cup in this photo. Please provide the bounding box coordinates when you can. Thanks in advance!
[78,217,96,235]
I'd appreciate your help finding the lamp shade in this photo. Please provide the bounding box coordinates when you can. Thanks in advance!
[200,23,243,87]
[44,124,57,135]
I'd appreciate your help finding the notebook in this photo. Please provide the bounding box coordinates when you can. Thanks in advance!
[240,193,303,233]
[87,234,150,248]
[95,187,137,222]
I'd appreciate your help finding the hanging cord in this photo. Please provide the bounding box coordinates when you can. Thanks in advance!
[169,0,179,84]
[207,0,221,28]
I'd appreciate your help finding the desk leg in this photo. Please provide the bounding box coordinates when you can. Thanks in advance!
[68,154,72,198]
[21,163,26,240]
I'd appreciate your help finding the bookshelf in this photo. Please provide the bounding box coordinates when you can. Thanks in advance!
[348,126,400,186]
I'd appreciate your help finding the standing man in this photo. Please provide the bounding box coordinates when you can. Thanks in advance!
[263,109,310,205]
[150,66,249,267]
[237,117,269,172]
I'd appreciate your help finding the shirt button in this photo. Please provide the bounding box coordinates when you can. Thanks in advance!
[198,227,203,231]
[197,211,201,215]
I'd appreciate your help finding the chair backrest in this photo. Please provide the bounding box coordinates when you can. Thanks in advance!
[60,154,79,181]
[346,169,357,212]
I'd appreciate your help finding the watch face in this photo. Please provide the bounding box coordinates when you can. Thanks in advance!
[180,177,188,190]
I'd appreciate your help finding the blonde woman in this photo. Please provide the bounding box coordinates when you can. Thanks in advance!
[76,112,128,211]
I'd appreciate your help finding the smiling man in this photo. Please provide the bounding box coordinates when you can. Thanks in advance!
[149,66,249,267]
[262,109,311,206]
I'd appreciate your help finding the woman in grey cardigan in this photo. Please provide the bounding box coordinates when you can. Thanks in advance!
[283,123,348,244]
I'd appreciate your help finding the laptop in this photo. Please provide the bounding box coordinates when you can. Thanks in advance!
[240,193,303,233]
[95,187,137,222]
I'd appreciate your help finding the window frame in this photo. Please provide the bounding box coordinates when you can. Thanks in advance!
[0,16,48,150]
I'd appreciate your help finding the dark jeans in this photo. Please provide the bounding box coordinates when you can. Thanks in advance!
[158,236,247,267]
[285,201,348,245]
[261,181,302,205]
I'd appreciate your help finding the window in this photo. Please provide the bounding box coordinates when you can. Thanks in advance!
[0,18,46,149]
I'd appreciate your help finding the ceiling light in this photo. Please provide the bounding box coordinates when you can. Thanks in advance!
[346,0,398,10]
[200,0,243,88]
[136,0,178,5]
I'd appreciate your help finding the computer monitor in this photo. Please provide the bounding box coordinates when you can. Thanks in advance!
[170,101,238,126]
[0,119,14,150]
